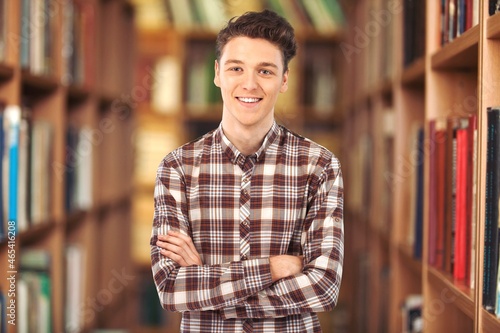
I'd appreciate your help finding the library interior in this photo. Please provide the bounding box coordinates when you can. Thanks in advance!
[1,0,500,332]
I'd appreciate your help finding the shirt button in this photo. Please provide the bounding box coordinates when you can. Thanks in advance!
[242,220,248,226]
[241,254,248,260]
[242,189,248,195]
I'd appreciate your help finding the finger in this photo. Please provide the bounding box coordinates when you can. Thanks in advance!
[165,233,201,264]
[160,243,195,266]
[161,249,188,267]
[161,240,200,266]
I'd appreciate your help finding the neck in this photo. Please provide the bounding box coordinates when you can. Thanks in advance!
[221,120,273,156]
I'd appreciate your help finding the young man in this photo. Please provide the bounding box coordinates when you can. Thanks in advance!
[150,10,344,333]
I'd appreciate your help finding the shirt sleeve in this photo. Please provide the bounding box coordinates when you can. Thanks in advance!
[220,156,344,319]
[150,153,274,312]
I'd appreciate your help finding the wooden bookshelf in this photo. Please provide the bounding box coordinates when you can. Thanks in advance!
[0,0,135,332]
[342,0,500,332]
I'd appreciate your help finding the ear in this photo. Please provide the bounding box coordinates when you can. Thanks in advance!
[214,60,220,87]
[280,69,289,93]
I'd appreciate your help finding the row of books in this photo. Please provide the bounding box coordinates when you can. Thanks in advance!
[164,0,345,34]
[16,0,94,82]
[18,249,52,333]
[19,0,56,76]
[426,115,478,288]
[302,43,338,117]
[61,0,95,87]
[441,0,480,46]
[408,107,500,317]
[1,104,53,238]
[0,102,93,241]
[185,41,221,115]
[266,0,345,35]
[0,247,85,332]
[166,0,228,31]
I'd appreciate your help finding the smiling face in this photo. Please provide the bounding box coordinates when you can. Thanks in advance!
[214,36,289,134]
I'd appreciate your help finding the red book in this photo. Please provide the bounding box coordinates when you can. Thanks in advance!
[454,126,469,281]
[465,114,477,286]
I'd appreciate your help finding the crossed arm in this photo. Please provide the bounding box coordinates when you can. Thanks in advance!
[156,231,303,282]
[151,155,343,317]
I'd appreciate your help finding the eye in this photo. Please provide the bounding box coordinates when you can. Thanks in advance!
[228,67,242,72]
[260,69,273,75]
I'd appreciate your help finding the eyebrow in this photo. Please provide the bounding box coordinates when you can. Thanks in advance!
[224,59,279,69]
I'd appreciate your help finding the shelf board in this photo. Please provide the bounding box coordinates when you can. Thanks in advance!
[427,266,475,319]
[481,308,500,332]
[431,25,479,70]
[487,13,500,39]
[21,70,59,94]
[19,221,58,246]
[401,56,425,87]
[67,84,91,104]
[0,63,14,81]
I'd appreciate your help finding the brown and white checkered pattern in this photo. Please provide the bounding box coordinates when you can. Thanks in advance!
[151,122,344,332]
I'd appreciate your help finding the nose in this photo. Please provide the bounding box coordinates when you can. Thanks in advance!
[241,72,258,91]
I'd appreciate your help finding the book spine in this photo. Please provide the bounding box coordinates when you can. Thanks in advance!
[483,107,500,312]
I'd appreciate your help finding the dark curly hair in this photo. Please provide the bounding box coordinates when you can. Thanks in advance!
[215,9,297,72]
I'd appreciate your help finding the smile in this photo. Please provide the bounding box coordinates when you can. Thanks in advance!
[238,97,262,103]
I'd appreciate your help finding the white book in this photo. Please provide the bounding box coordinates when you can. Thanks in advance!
[75,128,93,210]
[151,56,181,114]
[66,244,84,333]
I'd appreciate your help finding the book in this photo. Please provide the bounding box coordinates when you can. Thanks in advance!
[428,119,443,267]
[0,0,6,61]
[403,0,425,66]
[444,118,460,273]
[17,108,31,233]
[490,0,500,16]
[303,43,337,117]
[62,0,95,86]
[454,123,469,281]
[0,289,5,333]
[65,125,94,212]
[150,56,181,114]
[4,105,21,231]
[65,244,84,333]
[299,0,339,34]
[401,294,423,333]
[19,249,52,333]
[483,107,500,313]
[412,126,425,260]
[30,119,53,224]
[20,0,55,75]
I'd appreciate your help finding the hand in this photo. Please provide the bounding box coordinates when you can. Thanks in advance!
[156,230,202,267]
[269,255,304,282]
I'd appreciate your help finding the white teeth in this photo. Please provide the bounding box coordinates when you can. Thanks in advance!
[238,97,260,103]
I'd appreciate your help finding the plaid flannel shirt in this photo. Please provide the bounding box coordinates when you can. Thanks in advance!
[151,122,344,333]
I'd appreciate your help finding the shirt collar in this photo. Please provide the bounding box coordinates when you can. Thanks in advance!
[216,121,281,165]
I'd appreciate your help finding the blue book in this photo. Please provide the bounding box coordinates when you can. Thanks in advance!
[5,105,20,233]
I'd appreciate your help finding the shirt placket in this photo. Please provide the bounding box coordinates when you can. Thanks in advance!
[238,155,255,261]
